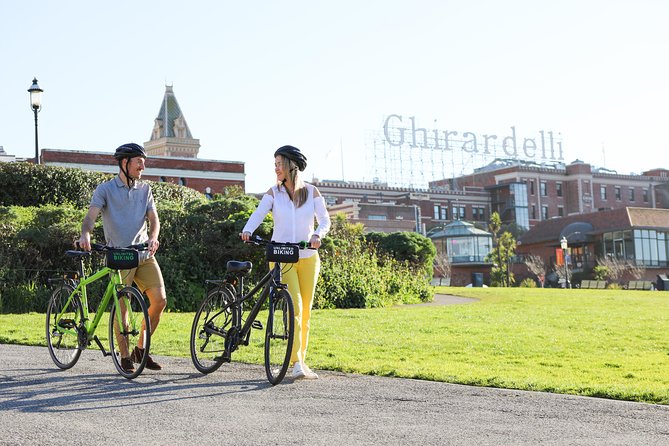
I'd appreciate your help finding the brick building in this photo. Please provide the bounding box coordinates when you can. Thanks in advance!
[516,207,669,285]
[430,159,669,230]
[40,85,245,195]
[42,149,244,196]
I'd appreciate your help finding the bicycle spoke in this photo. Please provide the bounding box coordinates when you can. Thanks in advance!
[46,284,83,370]
[190,287,239,374]
[109,287,150,379]
[264,289,295,385]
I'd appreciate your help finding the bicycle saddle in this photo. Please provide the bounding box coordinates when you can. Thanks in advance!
[226,261,252,275]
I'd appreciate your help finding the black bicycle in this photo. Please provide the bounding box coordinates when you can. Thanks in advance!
[190,236,308,385]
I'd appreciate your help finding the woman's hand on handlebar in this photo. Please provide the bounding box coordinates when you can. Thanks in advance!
[240,231,252,242]
[309,234,321,249]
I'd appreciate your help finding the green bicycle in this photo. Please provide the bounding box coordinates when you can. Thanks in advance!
[46,242,152,379]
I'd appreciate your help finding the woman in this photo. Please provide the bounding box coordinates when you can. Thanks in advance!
[241,145,331,380]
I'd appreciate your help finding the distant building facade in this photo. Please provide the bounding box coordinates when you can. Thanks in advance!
[42,149,244,196]
[430,159,669,230]
[516,207,669,284]
[39,85,245,195]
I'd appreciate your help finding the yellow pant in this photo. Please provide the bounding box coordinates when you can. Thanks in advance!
[274,254,320,364]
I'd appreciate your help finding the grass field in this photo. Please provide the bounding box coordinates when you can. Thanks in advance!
[2,286,668,405]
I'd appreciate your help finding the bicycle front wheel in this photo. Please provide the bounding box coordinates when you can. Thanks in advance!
[190,287,239,374]
[264,289,295,385]
[46,283,83,369]
[109,287,150,379]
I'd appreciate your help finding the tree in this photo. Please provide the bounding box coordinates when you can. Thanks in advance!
[595,256,627,284]
[524,254,546,287]
[368,231,436,277]
[433,252,451,284]
[485,212,517,287]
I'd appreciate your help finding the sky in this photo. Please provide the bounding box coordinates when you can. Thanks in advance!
[2,0,668,193]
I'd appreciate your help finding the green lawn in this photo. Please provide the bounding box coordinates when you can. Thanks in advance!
[2,286,668,405]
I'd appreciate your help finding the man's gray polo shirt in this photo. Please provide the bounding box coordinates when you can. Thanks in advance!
[90,176,156,253]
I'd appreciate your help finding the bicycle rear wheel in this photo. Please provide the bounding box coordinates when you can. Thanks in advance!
[191,287,240,374]
[109,286,150,379]
[264,289,295,385]
[46,284,83,369]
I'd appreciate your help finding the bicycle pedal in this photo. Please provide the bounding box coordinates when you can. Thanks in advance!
[251,320,263,330]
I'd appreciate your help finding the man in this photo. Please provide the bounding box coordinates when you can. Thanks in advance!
[77,143,166,372]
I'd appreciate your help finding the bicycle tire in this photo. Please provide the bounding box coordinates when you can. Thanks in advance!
[264,289,295,385]
[190,286,240,374]
[109,286,151,379]
[46,283,83,369]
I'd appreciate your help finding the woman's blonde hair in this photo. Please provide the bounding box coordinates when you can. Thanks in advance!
[277,155,308,208]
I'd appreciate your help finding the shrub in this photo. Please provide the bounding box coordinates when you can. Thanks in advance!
[0,171,433,311]
[519,278,538,288]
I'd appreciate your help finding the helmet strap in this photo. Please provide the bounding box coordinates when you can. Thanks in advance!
[120,158,137,188]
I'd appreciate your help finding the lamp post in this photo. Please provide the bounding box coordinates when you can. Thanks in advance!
[27,78,43,164]
[560,236,570,288]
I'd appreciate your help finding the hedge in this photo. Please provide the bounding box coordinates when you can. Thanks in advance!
[0,163,433,312]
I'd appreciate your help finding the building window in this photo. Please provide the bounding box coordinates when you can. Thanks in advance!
[368,215,387,221]
[643,189,649,203]
[541,205,548,220]
[531,205,536,220]
[558,206,564,217]
[615,186,621,201]
[600,185,607,200]
[452,206,465,220]
[556,182,563,197]
[205,186,213,199]
[159,176,167,182]
[529,180,535,195]
[629,188,635,202]
[540,181,547,197]
[434,205,448,220]
[179,177,187,186]
[472,207,485,221]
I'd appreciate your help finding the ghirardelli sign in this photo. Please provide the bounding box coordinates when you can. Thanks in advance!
[382,114,563,162]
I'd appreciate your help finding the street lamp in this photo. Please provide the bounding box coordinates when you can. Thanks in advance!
[27,78,43,164]
[560,236,570,288]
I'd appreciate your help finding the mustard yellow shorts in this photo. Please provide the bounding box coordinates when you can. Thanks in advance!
[121,256,165,292]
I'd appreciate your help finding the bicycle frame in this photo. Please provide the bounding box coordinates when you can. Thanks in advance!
[53,264,133,343]
[217,261,287,346]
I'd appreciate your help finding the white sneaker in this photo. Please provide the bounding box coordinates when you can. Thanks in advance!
[303,364,319,380]
[292,362,306,379]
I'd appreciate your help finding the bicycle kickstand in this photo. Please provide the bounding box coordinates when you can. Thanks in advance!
[93,336,111,357]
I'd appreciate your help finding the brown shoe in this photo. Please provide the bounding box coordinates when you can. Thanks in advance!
[121,357,135,373]
[131,346,162,370]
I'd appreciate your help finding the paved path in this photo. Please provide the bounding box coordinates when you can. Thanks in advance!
[1,344,667,445]
[422,293,478,306]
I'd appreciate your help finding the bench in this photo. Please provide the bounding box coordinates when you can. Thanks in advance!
[627,280,653,290]
[580,280,607,289]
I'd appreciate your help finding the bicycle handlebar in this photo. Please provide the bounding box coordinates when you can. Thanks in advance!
[243,235,316,250]
[74,242,149,253]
